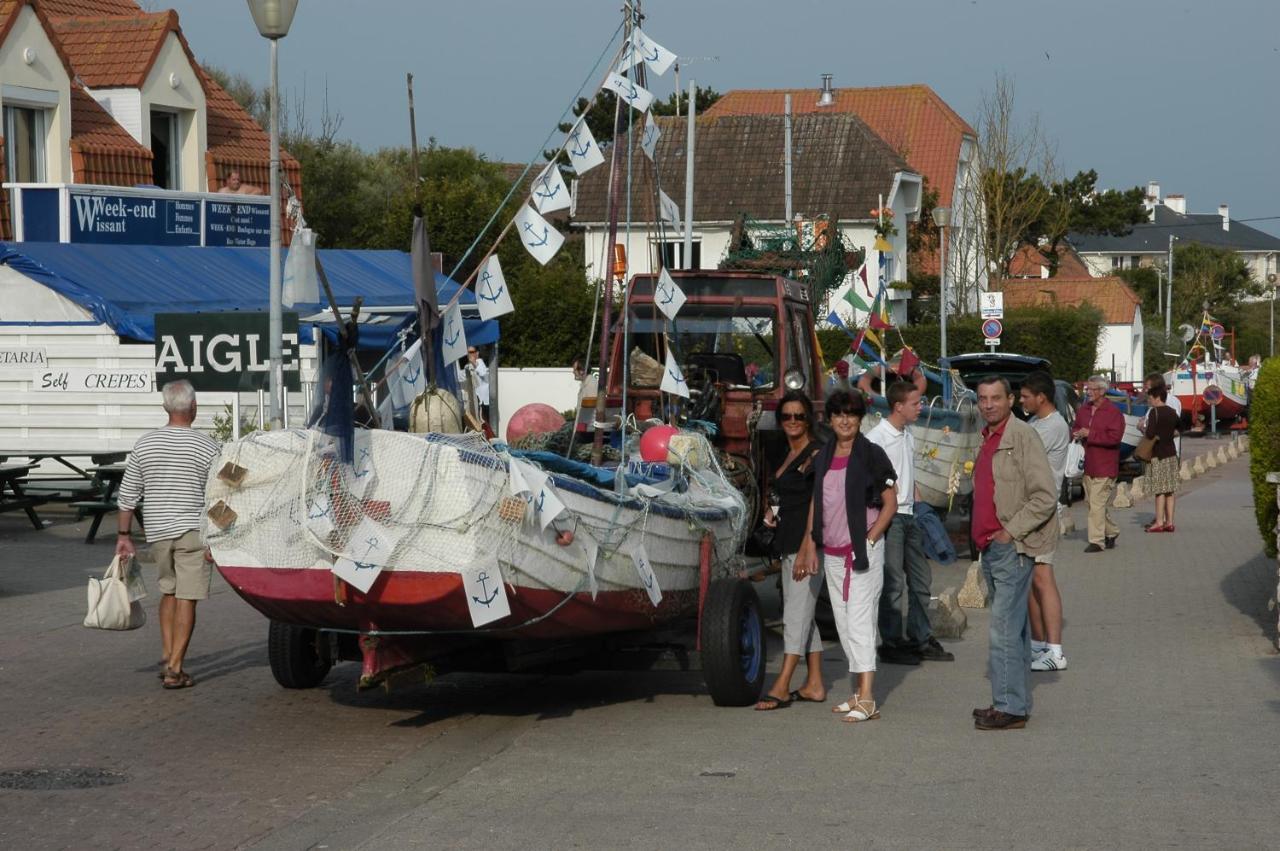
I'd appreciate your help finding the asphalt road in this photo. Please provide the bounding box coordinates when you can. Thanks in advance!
[1,451,1276,850]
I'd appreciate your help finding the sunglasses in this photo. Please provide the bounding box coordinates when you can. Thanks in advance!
[778,412,807,422]
[467,349,478,354]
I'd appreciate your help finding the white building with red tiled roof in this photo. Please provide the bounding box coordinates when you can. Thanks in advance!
[0,0,300,237]
[993,277,1144,381]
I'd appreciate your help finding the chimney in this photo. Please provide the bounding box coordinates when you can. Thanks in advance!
[1165,194,1186,215]
[817,74,834,107]
[1219,204,1230,232]
[1147,180,1160,203]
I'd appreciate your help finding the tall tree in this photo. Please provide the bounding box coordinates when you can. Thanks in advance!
[1035,170,1148,275]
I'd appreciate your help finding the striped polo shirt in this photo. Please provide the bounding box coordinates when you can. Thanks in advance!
[117,426,221,542]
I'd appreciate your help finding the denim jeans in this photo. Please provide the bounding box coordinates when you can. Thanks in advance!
[981,540,1035,716]
[878,514,933,650]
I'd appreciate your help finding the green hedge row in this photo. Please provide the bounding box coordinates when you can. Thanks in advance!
[815,305,1103,382]
[1250,356,1280,557]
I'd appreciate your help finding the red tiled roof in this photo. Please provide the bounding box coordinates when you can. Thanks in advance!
[993,277,1141,325]
[706,85,975,210]
[1006,243,1092,279]
[69,84,151,184]
[48,10,173,88]
[36,0,138,14]
[197,64,302,201]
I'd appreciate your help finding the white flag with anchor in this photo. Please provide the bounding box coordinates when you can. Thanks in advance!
[332,517,402,594]
[604,71,654,114]
[387,339,425,409]
[475,255,514,321]
[619,28,677,77]
[631,544,663,607]
[531,163,571,214]
[658,189,681,233]
[641,113,661,161]
[660,345,690,398]
[533,478,566,531]
[463,557,511,627]
[654,267,686,320]
[440,300,468,363]
[514,203,565,266]
[565,117,605,175]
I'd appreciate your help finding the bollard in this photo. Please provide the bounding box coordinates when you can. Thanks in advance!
[1193,455,1207,475]
[957,562,990,609]
[931,587,968,639]
[1112,482,1133,508]
[1129,476,1146,502]
[1216,446,1229,465]
[1204,451,1219,470]
[1180,460,1194,481]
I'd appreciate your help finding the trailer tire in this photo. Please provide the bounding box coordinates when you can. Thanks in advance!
[701,578,766,706]
[268,620,332,689]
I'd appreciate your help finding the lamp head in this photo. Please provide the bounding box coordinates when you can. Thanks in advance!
[931,206,951,228]
[247,0,298,39]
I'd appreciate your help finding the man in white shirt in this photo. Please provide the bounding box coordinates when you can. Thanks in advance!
[1019,371,1069,671]
[869,380,953,664]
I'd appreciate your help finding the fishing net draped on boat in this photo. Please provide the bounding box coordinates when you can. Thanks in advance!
[204,428,748,593]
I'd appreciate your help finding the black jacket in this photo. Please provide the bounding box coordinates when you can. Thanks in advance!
[809,433,897,573]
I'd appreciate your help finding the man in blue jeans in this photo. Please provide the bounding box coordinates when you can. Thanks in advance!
[870,380,953,664]
[970,376,1058,730]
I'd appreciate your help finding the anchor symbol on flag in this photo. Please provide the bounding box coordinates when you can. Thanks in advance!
[570,130,592,158]
[523,222,551,248]
[534,175,561,201]
[472,570,499,606]
[479,269,504,303]
[444,316,461,347]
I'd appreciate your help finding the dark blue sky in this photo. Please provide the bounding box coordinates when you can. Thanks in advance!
[173,0,1280,234]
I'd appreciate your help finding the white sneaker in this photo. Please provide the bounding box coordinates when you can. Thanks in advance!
[1031,646,1049,661]
[1031,652,1067,672]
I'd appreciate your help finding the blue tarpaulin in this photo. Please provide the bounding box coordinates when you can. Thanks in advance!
[0,242,499,348]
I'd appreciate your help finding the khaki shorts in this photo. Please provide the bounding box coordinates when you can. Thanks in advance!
[1034,550,1056,568]
[151,529,210,600]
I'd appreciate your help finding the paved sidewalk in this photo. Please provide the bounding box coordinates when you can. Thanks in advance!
[1,456,1276,849]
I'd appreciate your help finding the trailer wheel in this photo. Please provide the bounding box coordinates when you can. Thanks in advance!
[268,620,332,689]
[701,578,766,706]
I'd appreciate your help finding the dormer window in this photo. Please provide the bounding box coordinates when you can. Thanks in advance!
[150,108,180,189]
[5,103,50,182]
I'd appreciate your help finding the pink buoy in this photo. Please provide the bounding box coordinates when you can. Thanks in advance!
[639,425,679,462]
[506,403,566,444]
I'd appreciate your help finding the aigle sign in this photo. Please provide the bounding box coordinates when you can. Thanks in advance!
[154,313,302,392]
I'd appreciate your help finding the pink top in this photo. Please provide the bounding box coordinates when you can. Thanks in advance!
[822,456,883,601]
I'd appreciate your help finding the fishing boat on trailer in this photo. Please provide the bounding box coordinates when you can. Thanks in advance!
[208,9,774,705]
[1163,313,1250,424]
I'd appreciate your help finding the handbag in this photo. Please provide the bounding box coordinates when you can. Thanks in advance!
[1133,434,1158,463]
[84,556,146,631]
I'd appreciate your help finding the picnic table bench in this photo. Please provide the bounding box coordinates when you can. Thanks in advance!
[0,464,48,530]
[69,464,142,544]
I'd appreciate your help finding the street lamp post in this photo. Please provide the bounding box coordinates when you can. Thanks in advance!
[932,206,952,360]
[247,0,298,429]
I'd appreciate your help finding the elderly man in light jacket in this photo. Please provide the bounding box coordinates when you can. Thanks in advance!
[969,375,1059,731]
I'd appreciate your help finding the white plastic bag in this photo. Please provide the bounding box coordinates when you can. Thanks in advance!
[84,556,146,631]
[1065,440,1086,478]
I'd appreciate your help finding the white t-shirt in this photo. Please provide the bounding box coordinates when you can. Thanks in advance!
[867,417,914,515]
[1030,410,1070,484]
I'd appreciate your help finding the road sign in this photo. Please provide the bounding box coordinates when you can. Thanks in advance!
[980,292,1004,319]
[982,318,1003,339]
[1210,323,1225,342]
[1203,384,1223,406]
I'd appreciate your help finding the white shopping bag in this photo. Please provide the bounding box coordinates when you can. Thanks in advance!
[84,556,146,631]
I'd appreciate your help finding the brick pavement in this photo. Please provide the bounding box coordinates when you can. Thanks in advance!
[0,454,1276,849]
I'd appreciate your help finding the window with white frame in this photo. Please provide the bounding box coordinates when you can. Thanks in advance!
[653,239,701,271]
[4,104,48,182]
[149,109,181,189]
[1111,256,1123,270]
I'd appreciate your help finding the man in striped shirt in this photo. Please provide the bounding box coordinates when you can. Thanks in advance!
[116,380,221,690]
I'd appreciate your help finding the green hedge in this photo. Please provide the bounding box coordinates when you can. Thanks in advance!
[904,305,1103,382]
[1250,356,1280,557]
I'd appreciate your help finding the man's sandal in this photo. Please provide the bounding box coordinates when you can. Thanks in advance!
[162,670,195,690]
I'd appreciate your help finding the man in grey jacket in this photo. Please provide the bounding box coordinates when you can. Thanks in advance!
[969,376,1059,730]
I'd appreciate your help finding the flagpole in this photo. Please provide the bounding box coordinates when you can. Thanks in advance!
[407,72,439,388]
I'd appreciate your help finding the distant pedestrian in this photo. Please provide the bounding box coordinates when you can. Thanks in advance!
[826,358,853,395]
[1143,372,1181,457]
[1071,375,1125,553]
[754,390,824,710]
[1019,371,1069,672]
[869,380,953,666]
[1142,382,1180,533]
[970,376,1058,730]
[458,346,490,422]
[116,380,220,690]
[795,390,897,723]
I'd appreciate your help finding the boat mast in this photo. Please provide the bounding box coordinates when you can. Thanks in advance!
[591,1,639,466]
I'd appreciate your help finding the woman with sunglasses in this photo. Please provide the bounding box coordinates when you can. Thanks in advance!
[755,390,824,710]
[795,389,897,722]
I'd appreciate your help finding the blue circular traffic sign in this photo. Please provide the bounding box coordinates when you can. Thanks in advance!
[982,318,1003,338]
[1211,323,1225,342]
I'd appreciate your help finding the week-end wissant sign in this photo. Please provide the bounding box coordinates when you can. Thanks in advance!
[154,313,302,392]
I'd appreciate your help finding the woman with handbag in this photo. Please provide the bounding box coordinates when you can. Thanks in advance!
[1142,383,1180,532]
[795,390,897,723]
[755,390,824,710]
